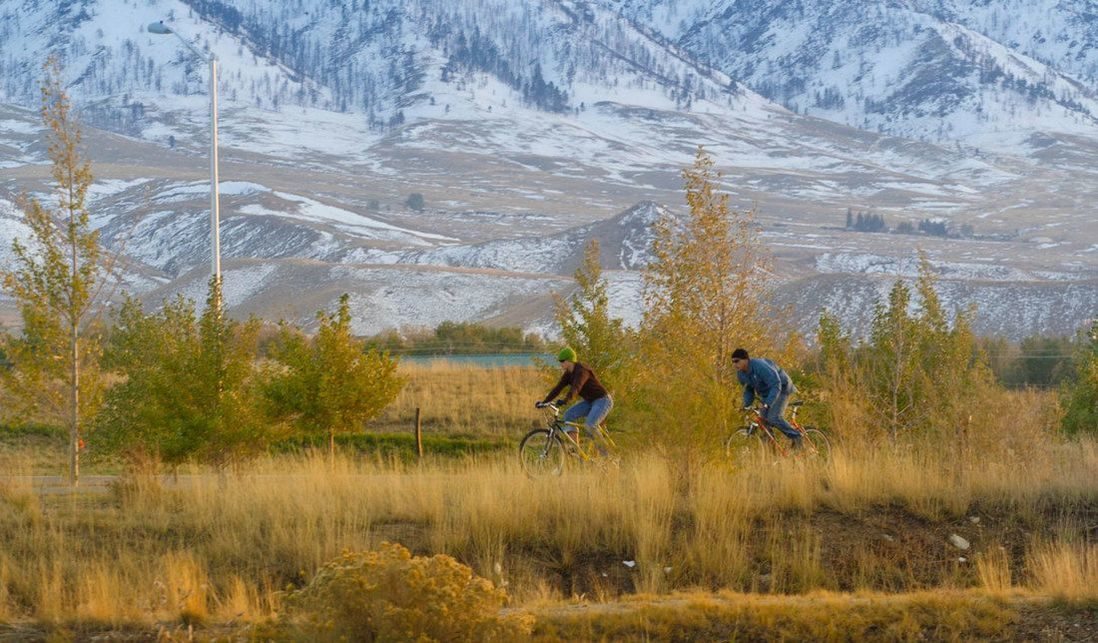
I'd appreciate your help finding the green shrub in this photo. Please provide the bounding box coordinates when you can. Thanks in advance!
[285,543,531,642]
[405,192,425,212]
[1062,320,1098,436]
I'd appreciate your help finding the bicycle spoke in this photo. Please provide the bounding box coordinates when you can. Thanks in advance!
[800,429,832,462]
[725,427,763,463]
[519,429,565,477]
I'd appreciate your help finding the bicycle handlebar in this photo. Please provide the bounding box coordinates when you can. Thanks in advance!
[536,401,562,415]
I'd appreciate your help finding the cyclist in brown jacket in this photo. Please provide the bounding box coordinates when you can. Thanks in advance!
[537,347,613,457]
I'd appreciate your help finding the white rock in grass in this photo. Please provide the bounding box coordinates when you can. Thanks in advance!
[623,560,636,568]
[949,534,971,550]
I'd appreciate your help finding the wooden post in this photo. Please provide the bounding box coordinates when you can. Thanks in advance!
[415,407,424,461]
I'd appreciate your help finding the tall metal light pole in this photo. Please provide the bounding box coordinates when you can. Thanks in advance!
[147,21,221,296]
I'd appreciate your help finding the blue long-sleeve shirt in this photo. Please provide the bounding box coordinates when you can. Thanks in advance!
[737,358,795,408]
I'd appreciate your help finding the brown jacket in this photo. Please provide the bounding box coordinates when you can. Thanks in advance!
[543,362,609,404]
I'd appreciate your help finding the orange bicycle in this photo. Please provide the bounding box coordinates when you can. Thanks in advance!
[725,401,831,462]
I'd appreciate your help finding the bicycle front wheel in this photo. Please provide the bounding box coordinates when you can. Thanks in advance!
[800,428,831,462]
[519,429,566,477]
[725,427,763,463]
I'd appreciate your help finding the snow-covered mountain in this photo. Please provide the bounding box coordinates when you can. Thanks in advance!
[1,1,1097,339]
[614,0,1098,152]
[0,0,760,134]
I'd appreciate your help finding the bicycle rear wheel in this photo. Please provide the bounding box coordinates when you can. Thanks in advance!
[800,428,831,462]
[725,427,763,463]
[519,429,566,477]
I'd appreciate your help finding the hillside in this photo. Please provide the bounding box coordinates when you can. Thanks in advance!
[0,1,1096,338]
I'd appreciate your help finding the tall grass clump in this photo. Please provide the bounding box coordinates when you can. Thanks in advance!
[1027,541,1098,602]
[976,547,1013,594]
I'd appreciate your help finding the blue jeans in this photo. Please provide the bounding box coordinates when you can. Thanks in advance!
[766,392,800,441]
[563,396,613,454]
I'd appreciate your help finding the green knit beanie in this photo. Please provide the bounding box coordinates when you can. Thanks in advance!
[557,347,577,362]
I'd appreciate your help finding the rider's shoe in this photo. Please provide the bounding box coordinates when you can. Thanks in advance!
[790,436,804,451]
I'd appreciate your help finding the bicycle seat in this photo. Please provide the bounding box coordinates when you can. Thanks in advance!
[790,401,804,408]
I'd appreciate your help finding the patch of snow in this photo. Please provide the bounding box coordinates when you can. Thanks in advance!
[0,119,38,135]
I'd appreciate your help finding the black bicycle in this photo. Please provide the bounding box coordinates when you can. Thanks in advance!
[519,401,618,476]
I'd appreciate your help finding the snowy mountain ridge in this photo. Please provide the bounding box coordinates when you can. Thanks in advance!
[5,0,1098,154]
[615,0,1098,150]
[1,1,1097,339]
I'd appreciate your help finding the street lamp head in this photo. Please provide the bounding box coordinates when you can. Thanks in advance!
[147,21,172,35]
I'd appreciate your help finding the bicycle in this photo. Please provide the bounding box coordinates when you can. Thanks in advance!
[725,401,831,463]
[519,401,618,476]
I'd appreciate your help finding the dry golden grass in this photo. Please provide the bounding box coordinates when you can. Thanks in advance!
[1,368,1095,632]
[528,590,1025,642]
[976,547,1013,594]
[372,361,547,435]
[1027,540,1098,602]
[0,438,1094,630]
[0,433,68,478]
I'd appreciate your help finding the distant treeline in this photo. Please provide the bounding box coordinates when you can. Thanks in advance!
[844,208,974,238]
[846,209,887,232]
[365,321,549,355]
[982,335,1080,390]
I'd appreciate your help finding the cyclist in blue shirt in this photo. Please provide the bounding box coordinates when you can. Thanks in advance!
[731,348,801,449]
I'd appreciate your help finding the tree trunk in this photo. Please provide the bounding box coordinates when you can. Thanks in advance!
[329,429,335,464]
[69,325,79,486]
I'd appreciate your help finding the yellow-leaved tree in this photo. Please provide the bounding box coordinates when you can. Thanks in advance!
[1,59,109,484]
[635,147,780,461]
[553,239,637,396]
[815,254,996,450]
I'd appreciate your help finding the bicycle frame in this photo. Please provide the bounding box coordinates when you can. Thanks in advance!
[544,405,616,462]
[744,403,807,457]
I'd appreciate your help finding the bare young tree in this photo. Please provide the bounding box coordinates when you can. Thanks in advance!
[1,59,108,485]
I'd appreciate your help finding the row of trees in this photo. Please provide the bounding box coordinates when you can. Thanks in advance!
[554,149,786,468]
[557,151,1097,463]
[845,209,979,238]
[843,208,983,239]
[4,64,1095,486]
[366,321,548,355]
[0,63,404,483]
[845,209,886,232]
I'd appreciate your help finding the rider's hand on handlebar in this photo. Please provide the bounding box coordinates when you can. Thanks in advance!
[535,401,549,409]
[555,399,568,408]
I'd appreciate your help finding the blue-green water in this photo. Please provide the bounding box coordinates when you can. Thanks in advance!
[399,353,549,367]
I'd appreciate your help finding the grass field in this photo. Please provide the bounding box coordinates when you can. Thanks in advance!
[373,361,549,435]
[1,363,1096,640]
